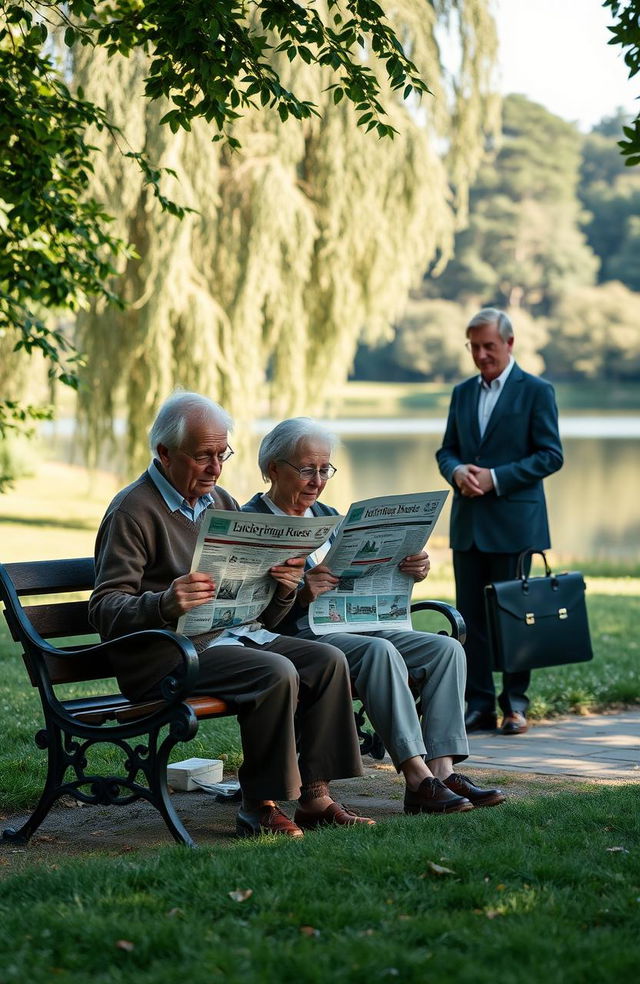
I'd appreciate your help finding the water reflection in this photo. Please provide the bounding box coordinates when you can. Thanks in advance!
[41,418,639,564]
[325,434,639,564]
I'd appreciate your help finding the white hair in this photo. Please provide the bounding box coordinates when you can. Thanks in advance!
[148,390,233,454]
[257,417,338,480]
[467,307,514,341]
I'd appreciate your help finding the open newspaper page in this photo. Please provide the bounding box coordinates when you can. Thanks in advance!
[177,510,341,636]
[308,491,448,635]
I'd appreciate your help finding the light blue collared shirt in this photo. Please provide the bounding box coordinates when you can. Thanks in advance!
[148,460,214,521]
[477,356,515,495]
[477,355,515,438]
[148,461,278,647]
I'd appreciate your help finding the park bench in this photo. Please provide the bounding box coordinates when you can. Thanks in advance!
[0,557,465,847]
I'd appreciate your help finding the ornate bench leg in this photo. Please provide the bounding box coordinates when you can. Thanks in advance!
[149,725,198,847]
[3,728,66,845]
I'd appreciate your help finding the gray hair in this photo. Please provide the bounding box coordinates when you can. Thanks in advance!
[466,307,513,342]
[149,390,233,455]
[257,417,339,481]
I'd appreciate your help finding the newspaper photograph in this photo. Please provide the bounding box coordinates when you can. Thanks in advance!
[177,509,341,635]
[309,491,448,635]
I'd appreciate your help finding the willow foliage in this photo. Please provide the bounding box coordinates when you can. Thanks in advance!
[75,1,498,482]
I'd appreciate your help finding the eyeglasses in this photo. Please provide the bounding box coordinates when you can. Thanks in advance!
[465,340,503,353]
[181,446,234,466]
[279,460,337,481]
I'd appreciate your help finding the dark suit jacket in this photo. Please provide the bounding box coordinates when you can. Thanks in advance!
[436,362,563,554]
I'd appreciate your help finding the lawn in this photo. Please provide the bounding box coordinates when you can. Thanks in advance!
[1,461,639,983]
[1,462,639,813]
[0,783,638,983]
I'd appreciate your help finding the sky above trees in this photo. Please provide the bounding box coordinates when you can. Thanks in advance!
[496,0,637,130]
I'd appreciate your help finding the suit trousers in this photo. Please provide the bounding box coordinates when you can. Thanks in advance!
[294,627,469,769]
[182,635,362,801]
[453,547,531,716]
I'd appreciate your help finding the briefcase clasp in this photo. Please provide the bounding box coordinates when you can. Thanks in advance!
[525,612,535,625]
[558,608,568,619]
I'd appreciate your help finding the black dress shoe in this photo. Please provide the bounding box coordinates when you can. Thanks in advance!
[500,712,528,735]
[443,773,506,808]
[404,778,474,814]
[464,710,498,732]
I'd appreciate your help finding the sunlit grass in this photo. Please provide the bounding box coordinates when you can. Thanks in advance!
[0,784,639,982]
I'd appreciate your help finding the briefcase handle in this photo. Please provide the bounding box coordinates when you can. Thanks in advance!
[515,548,552,582]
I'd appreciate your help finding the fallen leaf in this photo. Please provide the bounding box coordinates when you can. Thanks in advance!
[228,888,253,902]
[59,795,86,809]
[299,925,320,937]
[167,908,184,918]
[33,834,57,843]
[606,846,629,853]
[423,861,455,877]
[115,940,135,951]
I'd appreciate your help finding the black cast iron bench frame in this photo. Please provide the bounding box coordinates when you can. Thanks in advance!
[0,557,465,847]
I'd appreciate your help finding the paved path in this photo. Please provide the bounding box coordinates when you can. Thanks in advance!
[465,709,640,781]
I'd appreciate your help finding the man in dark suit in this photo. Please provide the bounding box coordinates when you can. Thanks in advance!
[436,308,563,735]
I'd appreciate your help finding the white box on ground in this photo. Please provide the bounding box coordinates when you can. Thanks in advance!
[167,757,224,791]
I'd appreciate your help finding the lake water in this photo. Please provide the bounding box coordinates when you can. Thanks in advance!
[42,415,639,565]
[253,417,640,565]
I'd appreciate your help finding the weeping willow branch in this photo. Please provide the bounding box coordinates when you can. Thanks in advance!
[75,0,498,488]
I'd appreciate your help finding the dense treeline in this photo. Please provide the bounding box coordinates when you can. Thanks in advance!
[354,98,640,383]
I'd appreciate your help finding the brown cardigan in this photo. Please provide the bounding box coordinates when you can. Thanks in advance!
[89,472,294,698]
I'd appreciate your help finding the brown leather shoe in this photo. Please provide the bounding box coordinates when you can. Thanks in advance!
[443,773,506,808]
[404,777,474,815]
[294,802,376,829]
[236,805,304,838]
[500,712,528,735]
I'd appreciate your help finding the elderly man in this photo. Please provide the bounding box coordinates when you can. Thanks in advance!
[89,392,373,837]
[436,308,564,735]
[243,417,506,814]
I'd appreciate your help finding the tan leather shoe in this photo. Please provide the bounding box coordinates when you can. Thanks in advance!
[236,805,304,838]
[500,712,528,735]
[294,802,376,829]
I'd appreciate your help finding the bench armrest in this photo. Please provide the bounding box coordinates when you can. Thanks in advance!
[92,629,200,702]
[27,628,199,705]
[410,600,466,644]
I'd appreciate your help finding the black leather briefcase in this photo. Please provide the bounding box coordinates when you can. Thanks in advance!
[484,550,594,672]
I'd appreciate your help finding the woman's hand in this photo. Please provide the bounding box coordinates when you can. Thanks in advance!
[298,564,339,606]
[399,551,431,583]
[270,556,307,599]
[160,572,216,619]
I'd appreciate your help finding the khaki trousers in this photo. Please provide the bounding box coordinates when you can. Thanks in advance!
[294,627,469,769]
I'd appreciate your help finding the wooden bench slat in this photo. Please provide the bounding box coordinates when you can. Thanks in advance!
[3,558,95,596]
[19,600,95,641]
[68,695,231,725]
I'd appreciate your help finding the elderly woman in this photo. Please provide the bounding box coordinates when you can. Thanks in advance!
[243,418,505,814]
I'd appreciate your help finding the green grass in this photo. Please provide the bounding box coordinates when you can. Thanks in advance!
[413,592,640,717]
[1,590,638,814]
[1,785,639,983]
[1,454,639,983]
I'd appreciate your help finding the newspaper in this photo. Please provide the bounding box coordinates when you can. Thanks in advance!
[176,509,341,635]
[308,491,448,635]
